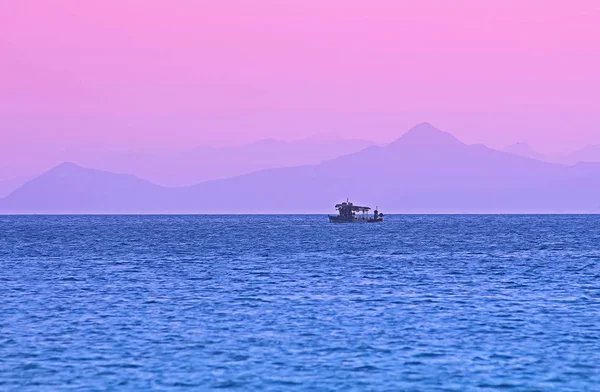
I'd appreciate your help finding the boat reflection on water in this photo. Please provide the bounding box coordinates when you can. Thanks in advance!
[328,200,384,223]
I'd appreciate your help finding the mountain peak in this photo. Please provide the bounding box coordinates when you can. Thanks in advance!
[409,122,437,131]
[389,122,463,148]
[53,161,81,170]
[44,162,89,176]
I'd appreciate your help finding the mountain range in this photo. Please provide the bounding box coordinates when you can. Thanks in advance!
[2,123,600,213]
[0,136,372,198]
[503,142,600,165]
[69,137,374,187]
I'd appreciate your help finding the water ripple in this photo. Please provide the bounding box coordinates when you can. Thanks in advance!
[1,215,600,391]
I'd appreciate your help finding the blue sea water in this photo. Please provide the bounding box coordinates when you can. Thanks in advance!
[1,215,600,391]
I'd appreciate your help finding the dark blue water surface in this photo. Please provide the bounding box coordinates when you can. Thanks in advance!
[1,215,600,391]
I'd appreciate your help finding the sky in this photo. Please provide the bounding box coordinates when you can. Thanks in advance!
[1,0,600,178]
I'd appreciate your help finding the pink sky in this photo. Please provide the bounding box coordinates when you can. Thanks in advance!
[1,0,600,175]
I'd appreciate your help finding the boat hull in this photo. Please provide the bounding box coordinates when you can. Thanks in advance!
[328,215,383,223]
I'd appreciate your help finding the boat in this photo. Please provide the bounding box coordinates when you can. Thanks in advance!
[328,200,384,223]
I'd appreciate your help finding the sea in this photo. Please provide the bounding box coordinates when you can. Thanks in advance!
[1,215,599,391]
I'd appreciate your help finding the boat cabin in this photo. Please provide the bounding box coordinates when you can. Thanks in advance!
[329,200,383,223]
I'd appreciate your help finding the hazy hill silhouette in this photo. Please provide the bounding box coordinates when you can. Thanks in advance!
[502,142,548,162]
[75,137,373,187]
[2,123,600,213]
[502,141,600,165]
[180,123,600,213]
[563,145,600,165]
[0,162,172,213]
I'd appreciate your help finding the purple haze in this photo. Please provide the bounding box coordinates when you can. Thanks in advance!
[2,123,600,214]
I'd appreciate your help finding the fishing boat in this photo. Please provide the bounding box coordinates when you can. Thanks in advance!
[328,200,384,223]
